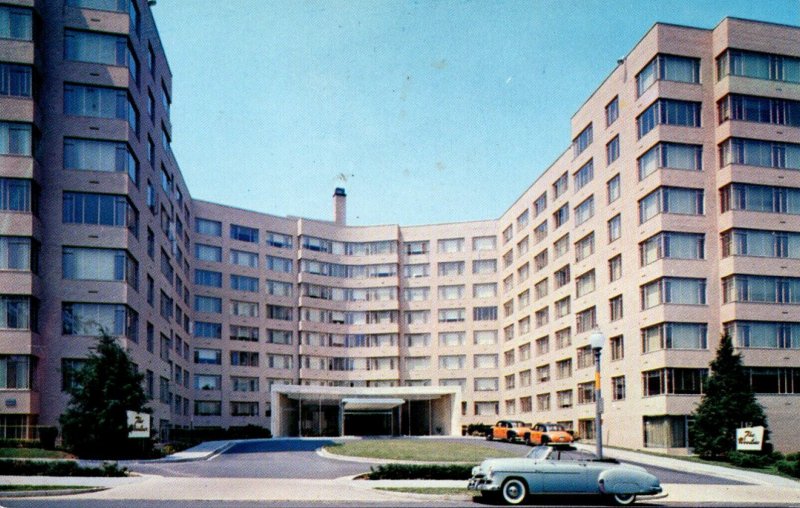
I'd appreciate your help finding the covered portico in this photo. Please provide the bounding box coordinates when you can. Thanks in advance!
[270,385,461,437]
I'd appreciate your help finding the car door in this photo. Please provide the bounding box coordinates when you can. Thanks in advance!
[538,458,590,493]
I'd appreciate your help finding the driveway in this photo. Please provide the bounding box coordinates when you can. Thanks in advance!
[127,437,746,485]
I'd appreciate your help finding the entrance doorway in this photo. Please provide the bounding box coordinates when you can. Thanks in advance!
[343,411,395,436]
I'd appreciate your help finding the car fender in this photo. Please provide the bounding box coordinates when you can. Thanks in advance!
[598,468,657,494]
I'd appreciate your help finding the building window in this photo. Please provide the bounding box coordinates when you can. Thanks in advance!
[0,296,36,331]
[577,382,595,405]
[611,376,625,401]
[720,183,800,214]
[605,215,621,243]
[472,236,495,251]
[438,308,465,323]
[193,321,221,339]
[639,142,703,180]
[608,255,622,282]
[230,274,259,293]
[0,6,33,41]
[194,269,221,288]
[610,335,624,361]
[0,237,37,272]
[553,172,568,199]
[643,415,690,448]
[554,265,570,288]
[575,232,595,262]
[473,306,497,321]
[574,160,594,190]
[475,377,499,391]
[641,277,707,308]
[553,204,569,229]
[639,187,704,223]
[474,402,499,416]
[573,123,593,157]
[641,323,708,352]
[576,307,596,334]
[63,247,137,288]
[0,122,32,156]
[574,196,594,226]
[472,259,496,275]
[438,237,464,253]
[230,224,259,243]
[0,63,32,98]
[556,390,573,409]
[438,355,465,370]
[64,138,138,184]
[439,261,465,276]
[640,232,704,266]
[266,231,293,249]
[637,99,701,139]
[718,94,800,128]
[64,84,138,134]
[554,327,571,349]
[636,54,700,96]
[194,401,221,416]
[606,136,620,165]
[265,329,291,344]
[642,368,707,396]
[609,295,623,321]
[64,29,137,82]
[575,269,596,298]
[62,302,136,338]
[720,137,800,171]
[194,295,221,314]
[606,96,619,126]
[230,351,259,367]
[717,48,800,84]
[474,354,498,369]
[744,367,800,393]
[725,321,800,349]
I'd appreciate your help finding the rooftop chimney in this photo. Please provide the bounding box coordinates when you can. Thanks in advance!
[333,187,346,225]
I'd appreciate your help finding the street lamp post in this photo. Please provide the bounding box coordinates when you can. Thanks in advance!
[589,330,605,459]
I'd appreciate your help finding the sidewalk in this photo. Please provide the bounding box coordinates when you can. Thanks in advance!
[572,443,800,489]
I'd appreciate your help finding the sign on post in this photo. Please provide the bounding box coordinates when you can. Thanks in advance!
[127,411,151,439]
[736,426,764,451]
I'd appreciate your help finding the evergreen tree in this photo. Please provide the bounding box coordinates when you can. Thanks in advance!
[59,332,150,458]
[690,334,768,458]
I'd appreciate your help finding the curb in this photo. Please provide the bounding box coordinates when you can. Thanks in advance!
[0,486,108,498]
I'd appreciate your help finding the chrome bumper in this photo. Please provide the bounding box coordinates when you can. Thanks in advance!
[467,477,500,491]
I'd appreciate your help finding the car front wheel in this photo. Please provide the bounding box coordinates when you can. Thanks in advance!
[501,478,527,505]
[486,432,494,441]
[610,493,637,506]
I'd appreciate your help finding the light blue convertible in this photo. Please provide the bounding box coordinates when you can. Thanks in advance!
[467,445,662,505]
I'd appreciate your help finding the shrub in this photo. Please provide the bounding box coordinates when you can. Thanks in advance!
[0,439,42,449]
[39,427,59,450]
[367,463,475,480]
[167,425,271,449]
[775,459,800,478]
[466,424,492,436]
[726,451,777,468]
[0,459,127,477]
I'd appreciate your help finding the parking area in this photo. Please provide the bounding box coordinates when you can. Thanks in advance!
[127,437,748,486]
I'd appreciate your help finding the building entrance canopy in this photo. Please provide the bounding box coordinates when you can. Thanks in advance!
[271,385,461,437]
[342,398,405,411]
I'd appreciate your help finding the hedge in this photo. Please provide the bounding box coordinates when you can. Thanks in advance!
[368,463,475,480]
[0,459,127,477]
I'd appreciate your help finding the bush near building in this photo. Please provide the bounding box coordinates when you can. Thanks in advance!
[0,460,126,477]
[367,464,475,480]
[690,335,770,459]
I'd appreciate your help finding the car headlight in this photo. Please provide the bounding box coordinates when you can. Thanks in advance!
[486,466,494,479]
[471,466,480,476]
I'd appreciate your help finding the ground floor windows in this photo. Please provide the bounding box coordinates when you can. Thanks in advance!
[643,415,690,448]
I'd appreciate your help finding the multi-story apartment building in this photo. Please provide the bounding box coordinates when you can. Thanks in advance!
[0,3,798,451]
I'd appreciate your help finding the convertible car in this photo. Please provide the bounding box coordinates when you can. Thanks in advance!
[467,445,662,505]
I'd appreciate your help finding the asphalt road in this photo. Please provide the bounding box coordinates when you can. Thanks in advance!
[126,438,746,486]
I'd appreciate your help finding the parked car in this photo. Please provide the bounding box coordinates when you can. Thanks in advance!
[467,445,662,505]
[527,422,574,446]
[486,420,534,443]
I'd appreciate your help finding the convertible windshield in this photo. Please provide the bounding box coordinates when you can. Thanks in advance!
[526,446,599,461]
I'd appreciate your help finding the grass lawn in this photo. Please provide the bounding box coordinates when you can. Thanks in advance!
[0,485,93,492]
[0,448,74,459]
[324,440,521,462]
[377,487,478,496]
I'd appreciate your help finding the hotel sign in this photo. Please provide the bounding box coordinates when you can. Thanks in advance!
[736,426,764,451]
[127,411,151,439]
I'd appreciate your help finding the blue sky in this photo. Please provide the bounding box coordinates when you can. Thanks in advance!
[152,0,800,226]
